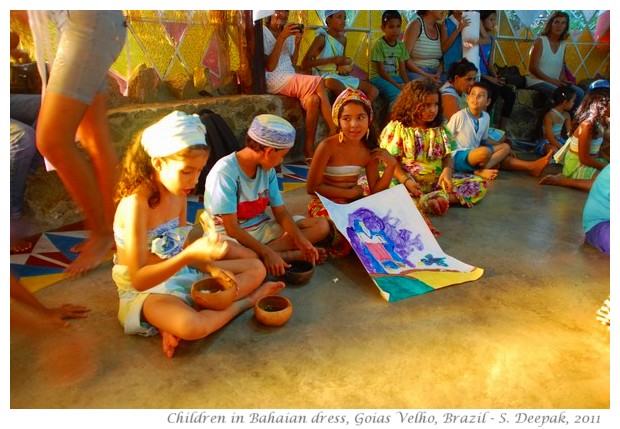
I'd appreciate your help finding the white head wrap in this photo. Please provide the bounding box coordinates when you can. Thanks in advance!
[247,114,296,149]
[141,111,207,157]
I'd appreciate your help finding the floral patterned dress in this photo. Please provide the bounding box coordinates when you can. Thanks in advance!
[380,120,487,209]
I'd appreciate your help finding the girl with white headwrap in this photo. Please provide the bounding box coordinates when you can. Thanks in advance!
[112,111,284,358]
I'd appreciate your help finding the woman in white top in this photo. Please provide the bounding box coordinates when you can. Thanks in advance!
[263,10,337,161]
[526,11,584,115]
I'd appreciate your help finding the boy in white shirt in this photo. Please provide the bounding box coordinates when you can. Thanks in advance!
[447,82,552,179]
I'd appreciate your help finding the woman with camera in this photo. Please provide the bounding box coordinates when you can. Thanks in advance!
[263,10,337,162]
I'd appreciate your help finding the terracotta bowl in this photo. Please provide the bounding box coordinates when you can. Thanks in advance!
[284,260,315,285]
[254,295,293,327]
[191,277,236,310]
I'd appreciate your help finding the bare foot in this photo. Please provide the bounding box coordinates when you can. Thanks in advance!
[248,281,286,306]
[65,232,114,275]
[161,330,180,358]
[427,196,450,216]
[539,173,565,186]
[474,168,499,180]
[10,238,33,254]
[529,151,554,177]
[316,247,328,265]
[280,249,304,262]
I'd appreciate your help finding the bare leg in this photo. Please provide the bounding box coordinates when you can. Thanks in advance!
[324,78,346,97]
[144,281,285,358]
[303,94,320,160]
[483,143,511,170]
[208,258,266,298]
[266,217,330,252]
[315,81,337,135]
[279,247,328,264]
[500,150,553,177]
[538,173,595,191]
[466,147,498,179]
[358,80,379,102]
[35,92,115,275]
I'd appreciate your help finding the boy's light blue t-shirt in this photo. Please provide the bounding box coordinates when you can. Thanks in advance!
[204,152,283,231]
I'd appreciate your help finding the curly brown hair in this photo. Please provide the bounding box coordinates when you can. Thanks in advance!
[390,79,443,128]
[115,131,209,208]
[570,92,610,138]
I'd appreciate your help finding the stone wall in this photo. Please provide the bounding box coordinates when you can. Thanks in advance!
[23,89,544,229]
[24,94,332,228]
[496,89,548,142]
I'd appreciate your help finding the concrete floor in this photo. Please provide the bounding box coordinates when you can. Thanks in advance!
[9,165,610,410]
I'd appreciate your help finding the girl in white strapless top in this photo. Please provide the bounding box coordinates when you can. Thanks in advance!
[306,88,398,257]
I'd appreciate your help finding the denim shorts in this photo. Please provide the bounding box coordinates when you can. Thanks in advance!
[46,11,126,104]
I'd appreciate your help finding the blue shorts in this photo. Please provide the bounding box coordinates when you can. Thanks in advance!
[453,147,493,173]
[46,11,126,104]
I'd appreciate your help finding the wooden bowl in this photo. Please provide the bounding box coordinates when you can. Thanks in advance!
[191,277,236,310]
[254,295,293,327]
[284,260,315,285]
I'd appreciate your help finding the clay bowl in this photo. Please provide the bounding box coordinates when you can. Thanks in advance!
[284,260,315,285]
[254,295,293,327]
[191,277,236,310]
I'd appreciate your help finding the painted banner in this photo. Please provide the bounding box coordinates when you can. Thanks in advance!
[318,185,484,302]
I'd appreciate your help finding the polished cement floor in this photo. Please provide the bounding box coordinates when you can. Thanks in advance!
[9,164,610,410]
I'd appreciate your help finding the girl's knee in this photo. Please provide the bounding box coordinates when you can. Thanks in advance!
[316,217,331,239]
[244,258,267,279]
[306,94,320,109]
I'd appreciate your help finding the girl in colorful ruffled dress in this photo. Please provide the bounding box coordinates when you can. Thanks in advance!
[380,79,488,215]
[112,111,284,358]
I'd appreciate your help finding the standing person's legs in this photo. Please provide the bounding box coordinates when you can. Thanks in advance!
[76,92,119,232]
[35,10,126,274]
[36,93,114,264]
